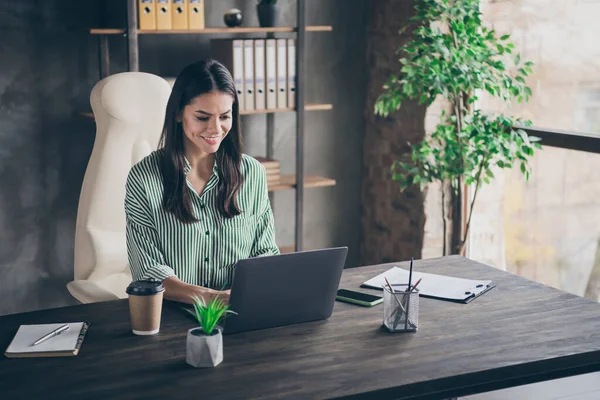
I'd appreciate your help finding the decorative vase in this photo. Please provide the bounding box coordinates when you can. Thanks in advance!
[256,4,279,28]
[223,8,243,27]
[186,327,223,368]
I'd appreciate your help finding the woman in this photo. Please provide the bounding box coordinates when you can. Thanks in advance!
[124,59,280,304]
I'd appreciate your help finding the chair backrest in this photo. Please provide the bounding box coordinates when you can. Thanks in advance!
[74,72,172,281]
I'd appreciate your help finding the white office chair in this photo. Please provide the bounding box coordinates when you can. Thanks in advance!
[67,72,172,303]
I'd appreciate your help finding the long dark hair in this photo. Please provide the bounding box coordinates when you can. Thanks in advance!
[159,59,243,222]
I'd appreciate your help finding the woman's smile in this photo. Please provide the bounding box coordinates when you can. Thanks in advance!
[199,135,222,145]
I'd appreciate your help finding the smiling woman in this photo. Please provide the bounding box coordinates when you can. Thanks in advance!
[124,59,280,306]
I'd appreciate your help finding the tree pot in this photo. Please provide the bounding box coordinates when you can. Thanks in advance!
[186,327,223,368]
[257,4,279,28]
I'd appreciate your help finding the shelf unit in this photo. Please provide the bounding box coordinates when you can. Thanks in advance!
[89,0,333,252]
[78,103,332,119]
[89,26,333,35]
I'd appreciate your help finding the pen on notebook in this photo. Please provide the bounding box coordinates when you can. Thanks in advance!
[32,324,70,346]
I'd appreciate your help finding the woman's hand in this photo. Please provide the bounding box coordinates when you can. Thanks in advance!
[162,276,230,304]
[191,286,230,305]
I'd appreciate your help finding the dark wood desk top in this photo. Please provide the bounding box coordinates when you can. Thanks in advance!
[1,256,600,400]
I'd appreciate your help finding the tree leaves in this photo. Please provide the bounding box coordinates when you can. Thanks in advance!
[376,0,540,203]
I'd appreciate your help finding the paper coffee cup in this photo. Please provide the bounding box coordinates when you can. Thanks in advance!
[126,280,165,335]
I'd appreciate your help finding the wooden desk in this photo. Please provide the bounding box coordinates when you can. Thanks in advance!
[1,255,600,399]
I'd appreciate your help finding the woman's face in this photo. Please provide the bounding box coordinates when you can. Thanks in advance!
[179,91,234,155]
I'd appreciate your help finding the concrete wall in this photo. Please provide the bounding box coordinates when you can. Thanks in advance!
[0,0,368,316]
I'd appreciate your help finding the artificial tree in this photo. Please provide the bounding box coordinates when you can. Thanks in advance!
[375,0,541,255]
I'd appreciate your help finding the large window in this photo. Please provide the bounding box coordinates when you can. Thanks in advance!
[480,0,600,135]
[467,0,600,299]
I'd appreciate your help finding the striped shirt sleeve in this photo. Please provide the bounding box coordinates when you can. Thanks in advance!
[124,167,176,282]
[251,164,280,257]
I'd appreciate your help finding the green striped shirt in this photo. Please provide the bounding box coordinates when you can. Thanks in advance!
[124,150,279,289]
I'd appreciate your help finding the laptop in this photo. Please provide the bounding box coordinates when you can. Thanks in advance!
[222,247,348,335]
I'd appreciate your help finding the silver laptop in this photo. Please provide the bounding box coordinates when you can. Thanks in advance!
[222,247,348,335]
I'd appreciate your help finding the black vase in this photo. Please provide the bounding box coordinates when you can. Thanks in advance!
[256,4,279,28]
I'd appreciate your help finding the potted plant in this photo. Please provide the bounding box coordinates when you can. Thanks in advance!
[374,0,542,255]
[184,295,237,368]
[257,0,279,28]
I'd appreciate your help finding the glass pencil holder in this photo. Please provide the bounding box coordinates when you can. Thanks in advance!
[383,286,419,333]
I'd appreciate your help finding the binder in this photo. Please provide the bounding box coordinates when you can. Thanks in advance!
[188,0,204,30]
[210,39,245,111]
[287,39,296,109]
[254,40,266,111]
[243,40,255,111]
[138,0,157,30]
[171,0,188,30]
[361,266,496,304]
[265,39,277,109]
[276,39,287,108]
[156,0,172,30]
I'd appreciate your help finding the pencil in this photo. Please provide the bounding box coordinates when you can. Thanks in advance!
[407,257,414,292]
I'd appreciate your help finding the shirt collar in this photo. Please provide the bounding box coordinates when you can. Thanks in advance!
[183,156,218,176]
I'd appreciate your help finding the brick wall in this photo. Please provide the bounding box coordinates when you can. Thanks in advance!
[360,0,427,265]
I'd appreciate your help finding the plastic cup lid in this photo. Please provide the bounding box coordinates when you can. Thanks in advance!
[126,280,165,296]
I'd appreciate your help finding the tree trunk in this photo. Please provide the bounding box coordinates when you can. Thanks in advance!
[584,236,600,301]
[450,178,464,255]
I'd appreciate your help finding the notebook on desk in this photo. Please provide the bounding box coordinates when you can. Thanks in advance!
[361,267,495,303]
[4,322,90,358]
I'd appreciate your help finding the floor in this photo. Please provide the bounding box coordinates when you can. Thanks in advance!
[464,372,600,400]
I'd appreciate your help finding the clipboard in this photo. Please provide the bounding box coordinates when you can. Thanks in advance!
[361,267,496,303]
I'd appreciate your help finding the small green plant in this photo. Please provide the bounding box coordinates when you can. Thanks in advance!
[185,295,237,335]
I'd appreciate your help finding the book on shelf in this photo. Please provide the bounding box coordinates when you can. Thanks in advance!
[254,156,280,185]
[254,156,279,169]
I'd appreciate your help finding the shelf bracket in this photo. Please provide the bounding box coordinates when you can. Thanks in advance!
[99,35,110,79]
[295,0,306,252]
[126,0,139,72]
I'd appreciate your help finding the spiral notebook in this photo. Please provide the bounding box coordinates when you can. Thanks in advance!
[4,322,90,358]
[361,267,495,303]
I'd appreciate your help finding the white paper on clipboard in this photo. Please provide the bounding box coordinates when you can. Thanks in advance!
[361,267,494,303]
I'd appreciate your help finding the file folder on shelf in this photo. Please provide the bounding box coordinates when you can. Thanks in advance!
[138,0,157,30]
[243,40,255,111]
[265,39,277,109]
[276,39,287,108]
[287,39,296,109]
[171,0,188,30]
[254,40,266,111]
[361,266,496,304]
[156,0,172,30]
[210,39,245,111]
[188,0,204,30]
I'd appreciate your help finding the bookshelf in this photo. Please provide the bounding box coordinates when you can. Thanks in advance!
[89,0,333,252]
[78,103,332,119]
[90,26,332,35]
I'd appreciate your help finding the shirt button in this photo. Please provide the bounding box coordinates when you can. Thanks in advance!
[205,231,209,235]
[204,257,209,262]
[200,203,206,209]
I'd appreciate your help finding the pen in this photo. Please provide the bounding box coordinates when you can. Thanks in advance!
[32,324,70,346]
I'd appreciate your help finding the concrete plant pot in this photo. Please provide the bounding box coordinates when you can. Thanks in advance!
[186,327,223,368]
